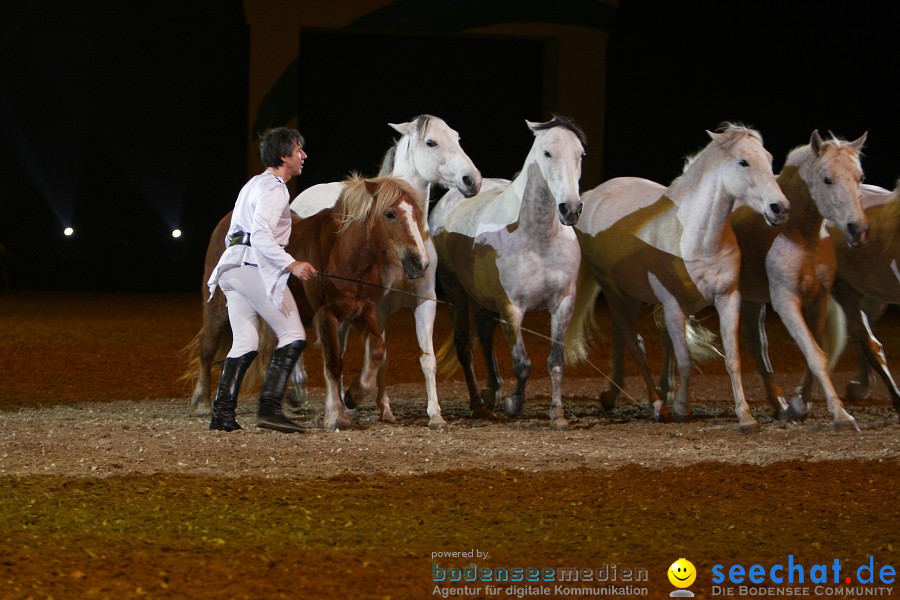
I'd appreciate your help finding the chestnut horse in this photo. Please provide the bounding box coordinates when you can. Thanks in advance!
[827,180,900,415]
[185,175,428,430]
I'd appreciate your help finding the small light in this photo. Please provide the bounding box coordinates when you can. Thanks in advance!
[63,227,74,236]
[172,229,182,238]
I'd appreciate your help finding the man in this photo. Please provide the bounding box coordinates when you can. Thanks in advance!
[206,127,317,433]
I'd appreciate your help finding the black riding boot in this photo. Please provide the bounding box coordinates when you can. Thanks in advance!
[257,339,307,433]
[209,350,258,431]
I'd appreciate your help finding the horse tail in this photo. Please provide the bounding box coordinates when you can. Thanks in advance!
[176,333,203,388]
[435,330,460,378]
[565,262,603,365]
[652,307,723,362]
[822,295,848,372]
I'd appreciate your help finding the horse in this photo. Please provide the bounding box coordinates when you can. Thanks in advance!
[567,124,790,433]
[827,180,900,415]
[184,175,429,431]
[429,116,586,430]
[290,115,481,430]
[727,131,867,431]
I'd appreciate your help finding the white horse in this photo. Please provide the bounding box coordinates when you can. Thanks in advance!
[567,124,790,433]
[827,180,900,414]
[430,116,585,430]
[290,115,481,430]
[730,131,867,431]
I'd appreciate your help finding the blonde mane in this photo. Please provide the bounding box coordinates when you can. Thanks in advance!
[336,174,424,233]
[784,132,864,172]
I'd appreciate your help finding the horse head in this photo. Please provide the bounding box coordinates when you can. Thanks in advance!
[799,130,869,247]
[708,125,789,226]
[388,115,482,198]
[363,177,430,279]
[525,116,585,226]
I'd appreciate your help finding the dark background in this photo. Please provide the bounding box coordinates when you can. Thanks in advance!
[1,0,897,292]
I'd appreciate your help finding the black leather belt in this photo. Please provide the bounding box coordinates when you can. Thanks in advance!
[229,231,251,246]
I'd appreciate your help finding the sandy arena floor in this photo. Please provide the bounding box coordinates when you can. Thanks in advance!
[0,291,897,599]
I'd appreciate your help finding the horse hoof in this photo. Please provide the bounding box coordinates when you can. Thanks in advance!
[479,388,500,411]
[471,404,498,421]
[846,381,870,404]
[326,415,354,431]
[428,417,449,431]
[653,402,672,423]
[739,421,761,435]
[191,398,212,417]
[785,397,809,422]
[834,418,860,432]
[673,411,691,423]
[343,389,360,410]
[503,397,524,418]
[379,411,397,425]
[599,390,619,412]
[549,418,570,431]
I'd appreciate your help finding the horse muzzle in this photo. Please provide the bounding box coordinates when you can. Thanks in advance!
[401,252,429,279]
[458,172,482,198]
[558,201,583,226]
[845,222,869,248]
[763,201,789,227]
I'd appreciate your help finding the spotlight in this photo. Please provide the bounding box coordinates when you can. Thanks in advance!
[63,227,74,236]
[172,229,182,238]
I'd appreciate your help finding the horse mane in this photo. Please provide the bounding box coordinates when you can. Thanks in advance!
[336,174,424,233]
[378,114,439,176]
[714,121,763,147]
[530,114,588,147]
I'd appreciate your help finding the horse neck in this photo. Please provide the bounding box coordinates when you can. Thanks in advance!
[514,163,563,245]
[329,216,377,279]
[669,166,739,255]
[777,166,824,245]
[390,137,431,216]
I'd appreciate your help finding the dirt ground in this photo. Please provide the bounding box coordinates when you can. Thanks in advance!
[0,291,898,600]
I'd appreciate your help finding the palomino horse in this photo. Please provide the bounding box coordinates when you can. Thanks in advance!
[729,131,867,431]
[186,176,429,431]
[567,124,789,433]
[430,116,586,430]
[290,115,481,430]
[827,181,900,414]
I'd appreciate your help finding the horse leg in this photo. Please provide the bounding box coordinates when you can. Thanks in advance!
[344,331,383,417]
[315,311,353,431]
[414,298,449,430]
[656,327,675,406]
[771,291,858,431]
[713,290,759,433]
[191,291,230,416]
[654,301,692,422]
[739,301,790,419]
[599,323,627,411]
[439,269,483,417]
[498,307,531,419]
[545,294,575,430]
[287,355,309,412]
[857,308,900,413]
[605,293,669,421]
[475,308,503,413]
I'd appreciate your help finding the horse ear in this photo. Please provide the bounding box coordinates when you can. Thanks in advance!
[848,131,868,152]
[706,130,724,144]
[364,179,379,197]
[388,121,415,136]
[809,130,824,156]
[526,119,542,134]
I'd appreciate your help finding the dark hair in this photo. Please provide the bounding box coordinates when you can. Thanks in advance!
[259,127,305,168]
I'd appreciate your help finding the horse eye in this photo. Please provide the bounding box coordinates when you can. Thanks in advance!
[385,211,396,220]
[544,151,552,158]
[738,159,749,167]
[425,140,437,148]
[824,177,833,185]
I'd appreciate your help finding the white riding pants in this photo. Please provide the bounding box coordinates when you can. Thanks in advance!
[218,264,305,357]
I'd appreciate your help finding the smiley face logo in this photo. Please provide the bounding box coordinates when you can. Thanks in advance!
[668,558,696,588]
